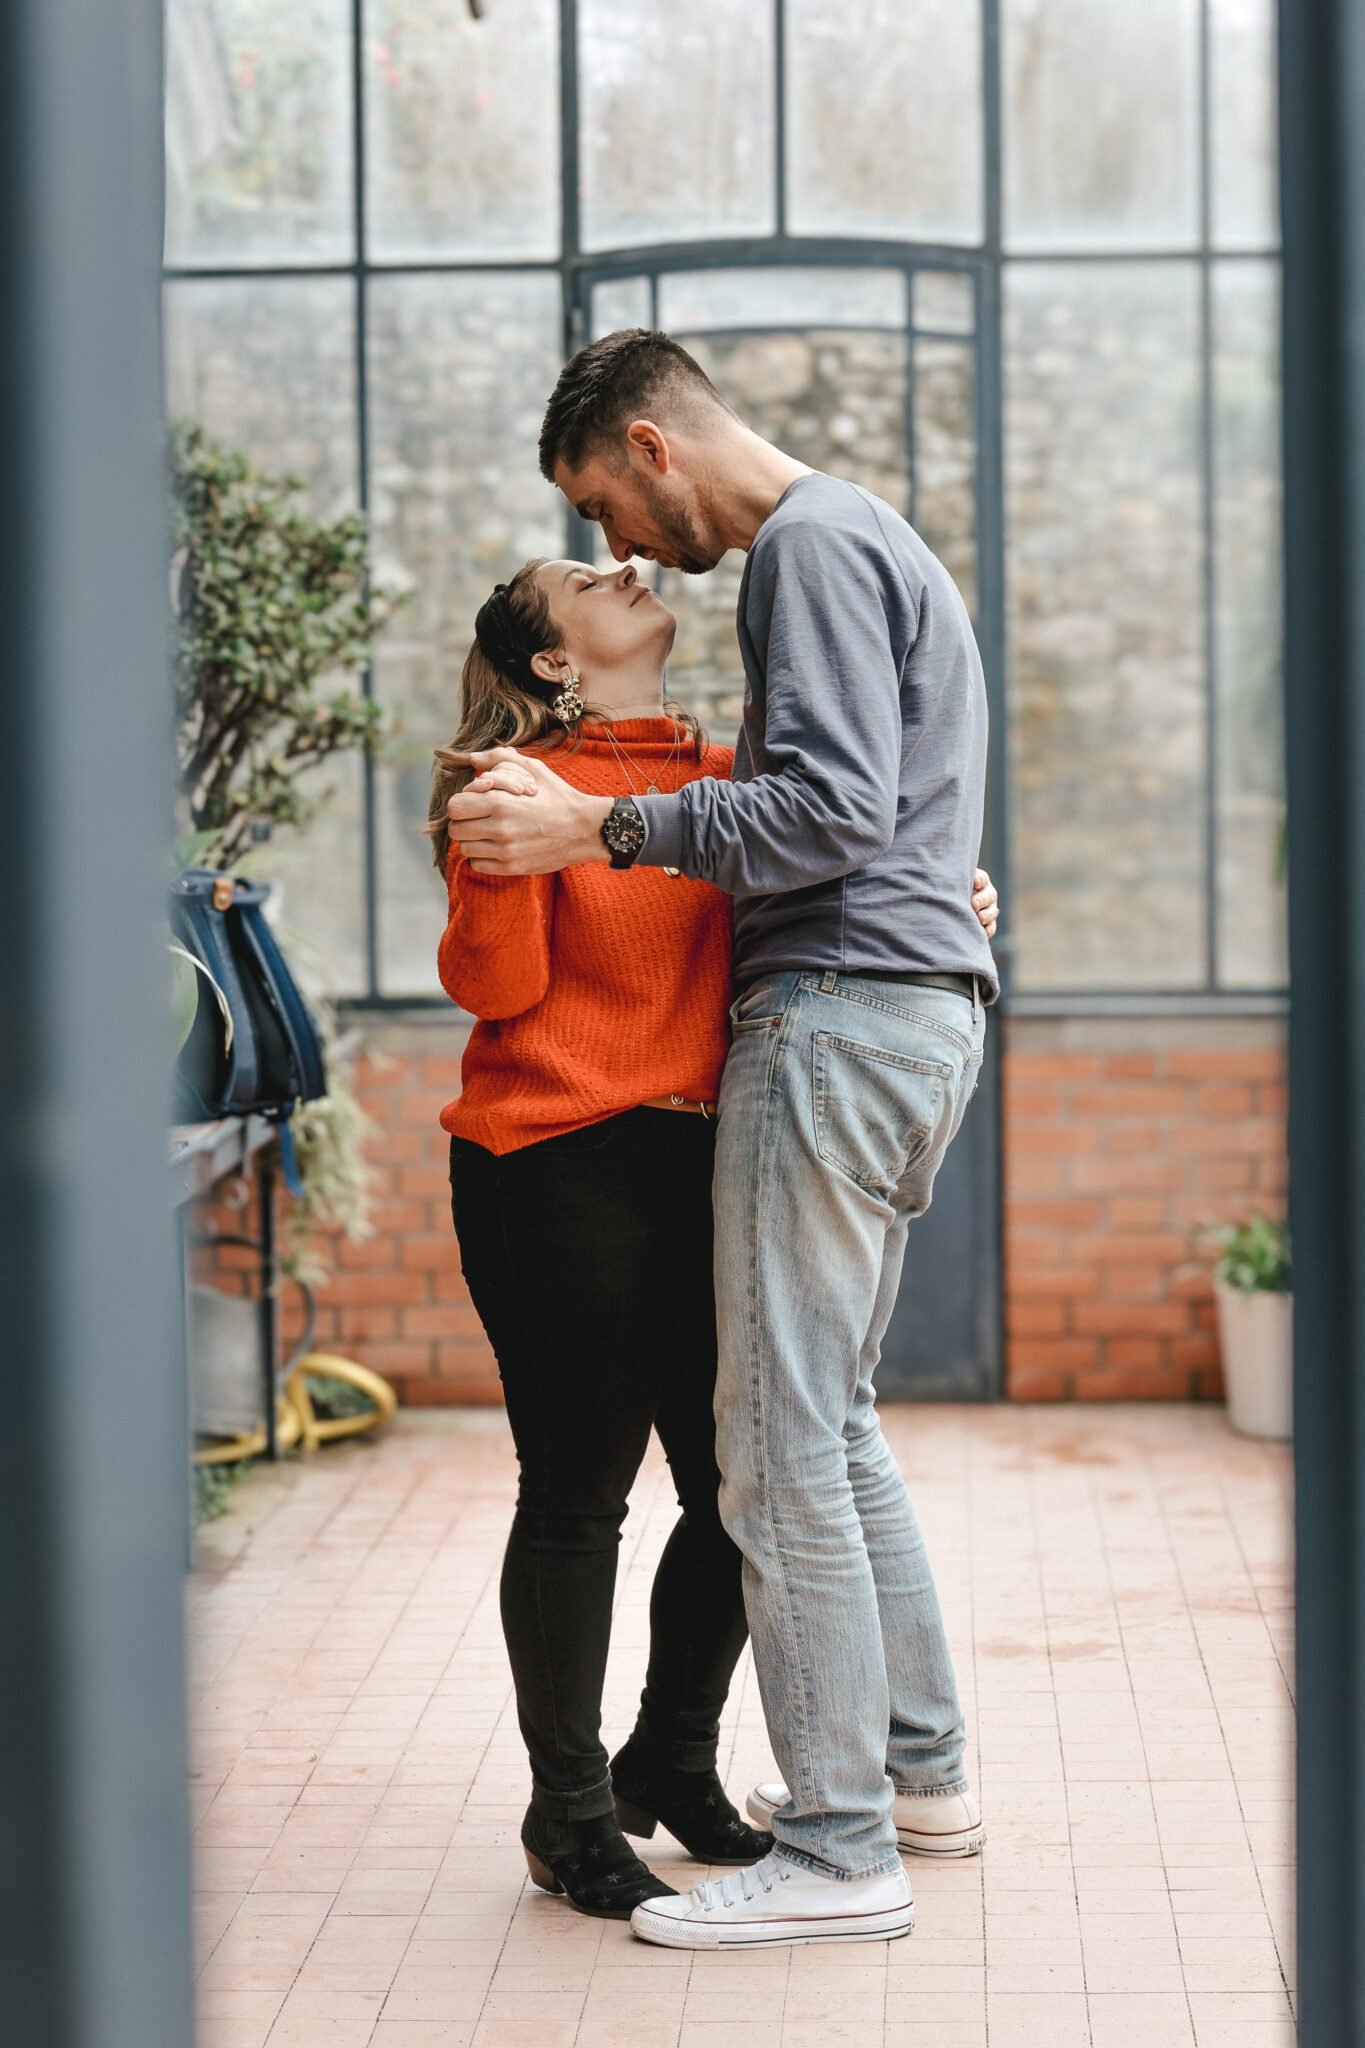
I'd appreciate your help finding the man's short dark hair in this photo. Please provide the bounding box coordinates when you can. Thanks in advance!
[538,329,734,482]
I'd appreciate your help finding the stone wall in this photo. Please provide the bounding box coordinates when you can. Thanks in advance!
[657,327,915,741]
[652,325,978,746]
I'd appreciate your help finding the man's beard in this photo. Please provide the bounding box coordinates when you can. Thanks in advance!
[653,496,725,576]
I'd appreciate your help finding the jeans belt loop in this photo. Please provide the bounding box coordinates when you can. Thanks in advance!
[820,969,838,993]
[972,974,981,1023]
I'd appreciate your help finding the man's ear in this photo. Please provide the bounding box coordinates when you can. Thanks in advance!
[530,648,569,687]
[626,420,671,475]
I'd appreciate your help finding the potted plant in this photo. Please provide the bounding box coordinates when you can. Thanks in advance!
[1213,1213,1292,1439]
[171,420,405,1337]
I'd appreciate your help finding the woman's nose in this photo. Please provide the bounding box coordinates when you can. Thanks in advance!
[618,564,637,591]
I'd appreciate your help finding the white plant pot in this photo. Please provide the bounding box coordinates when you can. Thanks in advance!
[1215,1282,1293,1440]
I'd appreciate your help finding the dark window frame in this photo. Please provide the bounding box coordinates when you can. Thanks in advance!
[162,0,1284,1012]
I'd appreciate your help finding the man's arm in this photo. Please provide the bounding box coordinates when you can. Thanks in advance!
[636,520,906,895]
[444,518,908,889]
[447,764,1002,938]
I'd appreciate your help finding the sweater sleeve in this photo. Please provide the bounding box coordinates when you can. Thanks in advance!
[437,852,554,1020]
[635,520,909,896]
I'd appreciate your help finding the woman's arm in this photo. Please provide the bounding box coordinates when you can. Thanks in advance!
[437,851,554,1019]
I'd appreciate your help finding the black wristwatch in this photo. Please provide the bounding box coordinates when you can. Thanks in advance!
[600,795,647,870]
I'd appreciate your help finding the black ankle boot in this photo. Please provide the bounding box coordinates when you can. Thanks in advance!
[610,1742,774,1864]
[520,1805,676,1921]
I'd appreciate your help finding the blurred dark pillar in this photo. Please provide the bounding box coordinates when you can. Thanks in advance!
[0,0,193,2043]
[1280,2,1365,2041]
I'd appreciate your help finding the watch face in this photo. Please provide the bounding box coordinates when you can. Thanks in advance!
[602,798,646,863]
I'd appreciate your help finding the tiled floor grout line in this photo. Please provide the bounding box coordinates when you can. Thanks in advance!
[262,1455,456,2040]
[1092,1418,1198,2048]
[1215,1441,1296,1701]
[968,1401,989,2048]
[1026,1410,1091,2044]
[1148,1420,1297,2034]
[1207,1447,1298,2016]
[204,1436,508,2040]
[195,1462,393,1989]
[373,1470,520,2048]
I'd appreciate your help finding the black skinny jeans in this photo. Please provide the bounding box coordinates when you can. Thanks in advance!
[449,1108,751,1823]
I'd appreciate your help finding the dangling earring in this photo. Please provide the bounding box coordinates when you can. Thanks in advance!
[551,670,584,725]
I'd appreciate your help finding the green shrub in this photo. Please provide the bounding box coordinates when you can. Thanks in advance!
[171,422,404,869]
[193,1459,251,1525]
[1215,1213,1291,1294]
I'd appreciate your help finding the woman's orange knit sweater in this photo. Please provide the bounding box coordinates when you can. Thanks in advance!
[438,719,735,1156]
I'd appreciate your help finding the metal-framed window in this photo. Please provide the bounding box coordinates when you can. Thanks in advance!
[163,0,1284,1012]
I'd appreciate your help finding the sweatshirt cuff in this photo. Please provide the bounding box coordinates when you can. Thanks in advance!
[634,791,687,871]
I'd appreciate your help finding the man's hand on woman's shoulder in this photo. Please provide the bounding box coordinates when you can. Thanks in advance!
[446,747,613,874]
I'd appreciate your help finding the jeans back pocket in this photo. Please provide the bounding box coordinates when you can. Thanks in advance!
[811,1030,955,1197]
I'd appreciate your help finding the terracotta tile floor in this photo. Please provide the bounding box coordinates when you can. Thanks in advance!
[191,1403,1295,2048]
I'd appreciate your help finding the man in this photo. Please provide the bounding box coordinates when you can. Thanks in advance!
[447,331,997,1950]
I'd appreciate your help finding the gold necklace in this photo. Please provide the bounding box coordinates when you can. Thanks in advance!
[597,716,684,799]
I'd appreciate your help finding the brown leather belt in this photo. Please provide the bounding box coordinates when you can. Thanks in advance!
[641,1094,718,1118]
[841,969,980,1000]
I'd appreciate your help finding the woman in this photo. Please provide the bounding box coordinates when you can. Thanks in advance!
[429,557,999,1920]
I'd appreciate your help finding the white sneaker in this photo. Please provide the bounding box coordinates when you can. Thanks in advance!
[746,1782,985,1859]
[630,1851,913,1951]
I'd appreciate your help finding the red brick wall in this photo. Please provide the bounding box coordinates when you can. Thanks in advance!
[193,1018,503,1407]
[193,1011,1289,1407]
[313,1025,501,1403]
[1003,1015,1288,1401]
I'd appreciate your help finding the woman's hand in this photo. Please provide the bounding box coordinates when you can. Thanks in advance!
[972,868,999,939]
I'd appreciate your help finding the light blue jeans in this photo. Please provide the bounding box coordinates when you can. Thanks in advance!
[712,969,987,1879]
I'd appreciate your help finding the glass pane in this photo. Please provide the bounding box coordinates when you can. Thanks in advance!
[787,0,983,244]
[1214,263,1286,987]
[366,274,565,996]
[659,268,905,333]
[592,276,653,338]
[266,758,369,998]
[914,341,976,618]
[1005,264,1206,989]
[913,271,975,336]
[659,320,909,741]
[1003,0,1200,251]
[163,278,367,995]
[164,277,359,510]
[1210,0,1280,249]
[578,0,775,250]
[365,0,559,260]
[164,0,353,266]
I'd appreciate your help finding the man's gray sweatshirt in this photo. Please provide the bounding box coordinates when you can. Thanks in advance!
[636,472,1000,1000]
